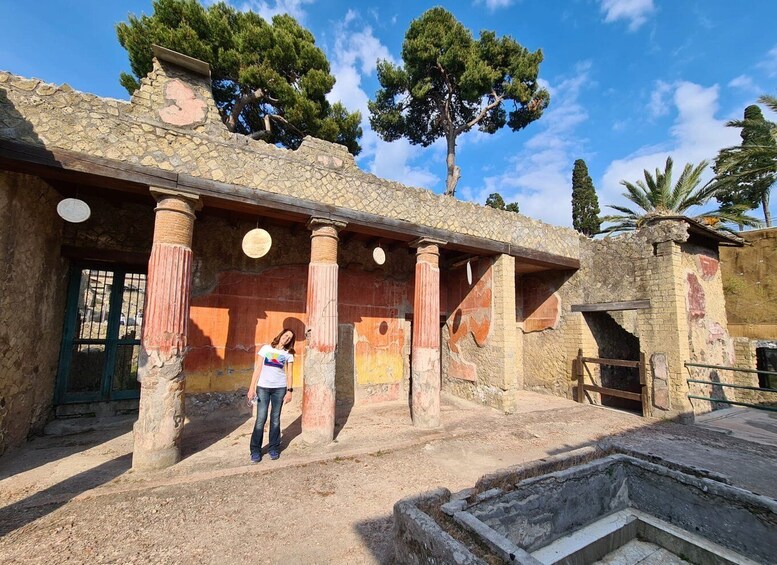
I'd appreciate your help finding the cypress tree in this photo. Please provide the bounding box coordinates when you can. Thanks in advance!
[714,104,777,226]
[571,159,601,236]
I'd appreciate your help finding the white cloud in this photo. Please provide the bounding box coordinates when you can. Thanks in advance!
[475,0,515,11]
[648,80,673,118]
[600,82,740,219]
[327,13,395,118]
[368,135,440,189]
[324,12,439,190]
[600,0,655,31]
[728,74,759,94]
[458,63,593,227]
[237,0,314,22]
[757,45,777,77]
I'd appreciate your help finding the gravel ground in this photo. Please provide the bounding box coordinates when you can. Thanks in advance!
[1,393,775,564]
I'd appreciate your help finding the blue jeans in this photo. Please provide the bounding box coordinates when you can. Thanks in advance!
[250,386,286,456]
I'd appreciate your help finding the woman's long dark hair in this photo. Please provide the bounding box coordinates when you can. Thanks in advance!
[271,328,296,354]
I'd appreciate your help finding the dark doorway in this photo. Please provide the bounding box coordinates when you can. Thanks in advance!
[584,312,642,414]
[55,263,146,404]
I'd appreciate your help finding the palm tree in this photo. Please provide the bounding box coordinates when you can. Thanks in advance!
[714,95,777,226]
[600,157,761,235]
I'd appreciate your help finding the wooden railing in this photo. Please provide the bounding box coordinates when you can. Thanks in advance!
[574,349,647,416]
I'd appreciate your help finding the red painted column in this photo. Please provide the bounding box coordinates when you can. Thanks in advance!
[302,218,346,444]
[133,188,201,471]
[411,238,445,428]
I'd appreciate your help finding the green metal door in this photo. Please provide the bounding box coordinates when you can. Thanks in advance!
[56,264,146,404]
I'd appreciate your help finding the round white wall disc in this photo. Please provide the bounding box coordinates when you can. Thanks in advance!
[466,260,473,285]
[57,198,91,223]
[373,246,386,265]
[242,228,272,258]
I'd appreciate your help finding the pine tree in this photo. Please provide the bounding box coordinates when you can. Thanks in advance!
[571,159,601,236]
[485,192,519,213]
[116,0,362,154]
[369,7,549,196]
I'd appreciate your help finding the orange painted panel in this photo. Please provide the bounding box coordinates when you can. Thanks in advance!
[186,265,411,395]
[339,268,410,387]
[185,266,308,390]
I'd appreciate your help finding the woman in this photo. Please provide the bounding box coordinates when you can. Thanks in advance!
[248,328,295,462]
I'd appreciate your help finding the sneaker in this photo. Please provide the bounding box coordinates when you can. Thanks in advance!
[250,453,262,463]
[269,450,280,460]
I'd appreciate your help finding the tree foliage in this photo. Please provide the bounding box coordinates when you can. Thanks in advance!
[116,0,362,154]
[714,97,777,227]
[485,192,519,213]
[571,159,601,236]
[600,157,760,235]
[368,7,549,196]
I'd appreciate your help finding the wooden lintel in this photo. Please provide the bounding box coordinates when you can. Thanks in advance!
[2,139,580,269]
[581,356,641,368]
[61,245,150,267]
[571,300,651,313]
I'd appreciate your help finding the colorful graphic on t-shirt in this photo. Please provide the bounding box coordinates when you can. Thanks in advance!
[263,352,286,369]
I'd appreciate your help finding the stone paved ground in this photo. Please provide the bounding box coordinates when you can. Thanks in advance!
[1,392,775,564]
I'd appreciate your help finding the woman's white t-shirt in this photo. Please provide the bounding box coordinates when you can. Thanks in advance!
[257,344,294,388]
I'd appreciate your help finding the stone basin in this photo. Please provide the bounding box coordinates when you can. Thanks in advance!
[394,451,777,564]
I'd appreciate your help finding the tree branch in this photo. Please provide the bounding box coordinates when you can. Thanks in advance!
[226,87,280,132]
[456,90,503,135]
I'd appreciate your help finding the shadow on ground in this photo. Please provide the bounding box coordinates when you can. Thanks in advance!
[0,453,132,537]
[0,422,132,480]
[354,514,395,564]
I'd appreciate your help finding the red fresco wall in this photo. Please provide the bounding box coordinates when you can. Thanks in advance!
[185,265,411,400]
[339,267,411,403]
[186,266,308,392]
[444,260,493,382]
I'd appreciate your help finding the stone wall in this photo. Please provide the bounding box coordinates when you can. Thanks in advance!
[0,171,68,455]
[442,255,518,412]
[520,270,577,398]
[556,220,733,418]
[720,227,777,338]
[0,60,580,262]
[682,244,736,415]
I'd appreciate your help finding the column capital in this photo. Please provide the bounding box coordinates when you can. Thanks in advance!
[150,188,199,247]
[409,237,446,250]
[149,187,203,211]
[307,217,347,232]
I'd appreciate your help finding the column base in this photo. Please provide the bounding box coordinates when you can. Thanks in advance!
[301,427,334,446]
[131,442,181,471]
[411,347,441,429]
[302,350,336,445]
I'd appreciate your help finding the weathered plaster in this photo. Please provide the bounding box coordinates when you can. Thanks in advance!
[0,171,67,455]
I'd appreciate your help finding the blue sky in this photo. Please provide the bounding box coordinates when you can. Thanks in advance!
[1,0,776,228]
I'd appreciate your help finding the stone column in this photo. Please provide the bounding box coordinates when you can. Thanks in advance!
[411,238,445,428]
[132,188,200,471]
[302,218,345,444]
[646,239,693,421]
[492,254,519,413]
